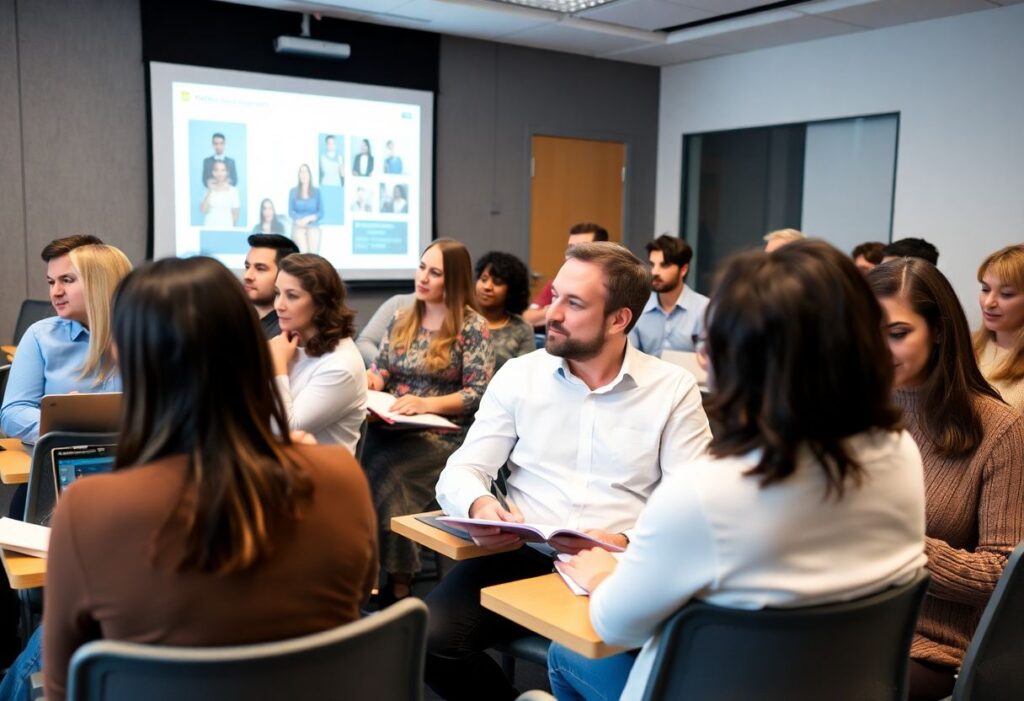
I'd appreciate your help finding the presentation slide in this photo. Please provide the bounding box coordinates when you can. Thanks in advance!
[149,62,434,281]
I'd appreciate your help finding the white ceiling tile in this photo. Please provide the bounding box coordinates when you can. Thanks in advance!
[603,37,734,64]
[578,0,714,31]
[803,0,996,29]
[501,21,656,56]
[695,12,864,52]
[396,0,554,38]
[672,0,786,13]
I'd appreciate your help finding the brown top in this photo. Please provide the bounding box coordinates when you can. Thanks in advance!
[895,388,1024,668]
[43,443,378,701]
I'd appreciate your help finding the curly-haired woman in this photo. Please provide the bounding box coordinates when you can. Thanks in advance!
[268,253,367,454]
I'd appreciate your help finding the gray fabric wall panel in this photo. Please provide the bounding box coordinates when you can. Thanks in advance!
[0,0,28,343]
[437,37,660,259]
[17,0,147,302]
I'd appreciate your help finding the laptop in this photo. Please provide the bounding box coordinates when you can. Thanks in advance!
[38,392,122,438]
[51,444,117,496]
[660,350,710,392]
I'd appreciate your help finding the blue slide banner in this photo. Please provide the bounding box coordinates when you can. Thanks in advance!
[352,221,408,255]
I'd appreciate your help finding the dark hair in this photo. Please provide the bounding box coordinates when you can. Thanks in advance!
[883,238,939,265]
[569,222,609,242]
[852,241,885,265]
[247,233,299,265]
[41,234,104,262]
[112,257,310,574]
[706,240,901,498]
[645,234,693,268]
[475,251,531,315]
[212,133,225,142]
[361,138,373,155]
[564,242,650,333]
[277,254,355,356]
[868,258,1000,457]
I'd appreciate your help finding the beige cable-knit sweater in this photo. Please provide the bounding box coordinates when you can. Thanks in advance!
[977,339,1024,414]
[894,387,1024,669]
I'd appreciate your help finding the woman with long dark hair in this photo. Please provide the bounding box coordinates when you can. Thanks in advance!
[7,257,378,701]
[365,238,494,603]
[868,257,1024,700]
[547,241,928,701]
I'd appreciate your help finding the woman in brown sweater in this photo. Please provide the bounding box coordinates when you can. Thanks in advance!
[869,258,1024,700]
[1,257,379,701]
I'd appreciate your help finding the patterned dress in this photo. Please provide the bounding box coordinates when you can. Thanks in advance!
[364,307,494,574]
[489,315,536,371]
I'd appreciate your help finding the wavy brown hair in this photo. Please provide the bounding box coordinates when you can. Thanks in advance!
[277,254,355,357]
[973,244,1024,383]
[705,240,902,498]
[391,239,477,372]
[869,257,1002,458]
[112,257,311,574]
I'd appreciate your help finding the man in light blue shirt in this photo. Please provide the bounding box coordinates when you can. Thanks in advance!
[628,234,709,357]
[0,235,122,444]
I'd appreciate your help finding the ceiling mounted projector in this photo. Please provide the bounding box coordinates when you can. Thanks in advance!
[274,35,351,60]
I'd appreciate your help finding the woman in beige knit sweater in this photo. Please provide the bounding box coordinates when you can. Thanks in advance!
[974,244,1024,413]
[869,258,1024,700]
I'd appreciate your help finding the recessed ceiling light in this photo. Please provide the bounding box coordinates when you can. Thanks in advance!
[484,0,620,13]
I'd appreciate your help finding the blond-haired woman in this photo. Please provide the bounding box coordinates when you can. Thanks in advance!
[365,238,494,603]
[974,244,1024,413]
[1,241,132,444]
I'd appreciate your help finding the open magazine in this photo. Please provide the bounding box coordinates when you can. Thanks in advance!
[436,516,625,553]
[366,390,459,430]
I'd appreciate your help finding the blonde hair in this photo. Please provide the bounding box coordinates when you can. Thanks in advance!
[763,228,806,244]
[69,244,133,383]
[391,239,477,372]
[973,244,1024,382]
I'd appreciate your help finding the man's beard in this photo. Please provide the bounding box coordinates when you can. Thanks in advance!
[652,277,680,293]
[545,321,606,361]
[252,292,275,308]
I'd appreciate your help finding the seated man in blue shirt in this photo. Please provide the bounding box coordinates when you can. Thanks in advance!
[628,235,709,357]
[0,235,122,444]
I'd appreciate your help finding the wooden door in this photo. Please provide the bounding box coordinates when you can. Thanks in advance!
[529,135,625,294]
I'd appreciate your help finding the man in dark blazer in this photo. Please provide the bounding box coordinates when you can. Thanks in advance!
[201,132,238,187]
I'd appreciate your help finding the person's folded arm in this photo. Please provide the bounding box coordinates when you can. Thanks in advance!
[436,364,518,518]
[274,363,361,437]
[589,475,716,649]
[925,416,1024,607]
[356,298,406,367]
[0,327,47,443]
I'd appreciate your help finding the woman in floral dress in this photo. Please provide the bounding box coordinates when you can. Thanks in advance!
[365,239,494,602]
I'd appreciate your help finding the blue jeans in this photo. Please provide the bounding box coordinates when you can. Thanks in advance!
[0,626,42,701]
[547,642,637,701]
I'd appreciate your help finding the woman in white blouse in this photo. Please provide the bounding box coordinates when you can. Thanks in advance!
[268,253,366,455]
[548,240,928,701]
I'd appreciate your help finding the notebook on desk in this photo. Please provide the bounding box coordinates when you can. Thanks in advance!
[38,392,122,437]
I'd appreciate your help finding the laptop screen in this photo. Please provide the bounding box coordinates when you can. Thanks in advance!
[52,445,117,493]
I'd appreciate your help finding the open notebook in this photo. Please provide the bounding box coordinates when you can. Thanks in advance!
[366,390,459,430]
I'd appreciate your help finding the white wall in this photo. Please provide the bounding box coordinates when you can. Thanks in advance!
[656,4,1024,325]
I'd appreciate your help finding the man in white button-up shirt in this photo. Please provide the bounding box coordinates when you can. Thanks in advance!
[424,242,712,701]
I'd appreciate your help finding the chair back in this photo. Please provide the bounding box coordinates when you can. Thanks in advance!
[641,569,930,701]
[953,540,1024,701]
[13,300,55,345]
[24,431,119,525]
[67,597,428,701]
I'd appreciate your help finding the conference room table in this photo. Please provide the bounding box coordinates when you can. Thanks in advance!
[0,438,31,484]
[391,511,622,659]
